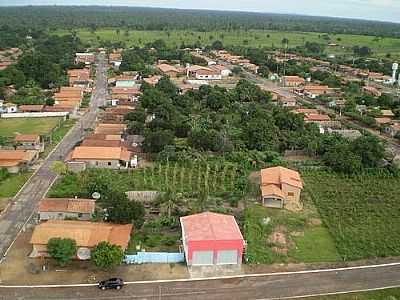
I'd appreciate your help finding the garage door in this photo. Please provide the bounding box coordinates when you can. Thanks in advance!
[192,250,214,265]
[216,250,238,265]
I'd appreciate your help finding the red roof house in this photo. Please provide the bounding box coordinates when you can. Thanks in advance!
[180,212,244,266]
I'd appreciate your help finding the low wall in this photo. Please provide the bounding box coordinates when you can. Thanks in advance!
[124,252,184,264]
[125,191,162,202]
[1,112,69,118]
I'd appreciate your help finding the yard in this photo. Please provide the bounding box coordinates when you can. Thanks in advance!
[243,203,340,265]
[0,172,32,198]
[55,29,400,58]
[303,170,400,261]
[0,117,63,138]
[40,119,76,158]
[0,229,189,285]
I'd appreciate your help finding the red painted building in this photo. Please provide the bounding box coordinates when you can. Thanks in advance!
[180,212,244,266]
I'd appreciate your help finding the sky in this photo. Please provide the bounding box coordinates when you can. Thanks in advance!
[0,0,399,23]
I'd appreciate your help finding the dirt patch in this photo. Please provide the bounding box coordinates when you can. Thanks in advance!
[267,226,294,255]
[308,218,322,226]
[0,230,189,285]
[290,231,304,237]
[248,171,261,185]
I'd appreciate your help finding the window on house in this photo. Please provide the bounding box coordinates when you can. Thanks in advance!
[288,192,294,197]
[108,162,112,166]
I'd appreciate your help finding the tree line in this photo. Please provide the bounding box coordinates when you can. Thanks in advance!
[1,6,400,38]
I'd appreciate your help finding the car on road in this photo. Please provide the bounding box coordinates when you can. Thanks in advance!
[98,278,124,290]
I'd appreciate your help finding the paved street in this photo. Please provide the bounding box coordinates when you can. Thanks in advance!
[1,263,400,299]
[0,54,107,261]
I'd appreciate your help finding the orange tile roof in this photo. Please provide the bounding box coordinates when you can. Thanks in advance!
[85,133,122,141]
[261,166,303,189]
[261,184,285,198]
[81,139,122,147]
[38,198,95,214]
[157,63,180,73]
[304,114,331,122]
[283,76,305,82]
[0,150,37,167]
[30,220,132,250]
[196,69,220,75]
[70,146,131,161]
[293,108,319,115]
[14,134,40,142]
[60,86,84,93]
[18,105,44,112]
[375,117,392,125]
[303,85,330,91]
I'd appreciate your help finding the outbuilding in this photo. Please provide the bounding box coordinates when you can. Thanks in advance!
[180,212,244,266]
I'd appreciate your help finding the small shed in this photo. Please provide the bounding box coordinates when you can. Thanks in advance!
[180,212,244,266]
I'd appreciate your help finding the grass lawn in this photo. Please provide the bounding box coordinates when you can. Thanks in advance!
[301,288,400,300]
[0,172,32,198]
[303,170,400,261]
[55,29,400,59]
[243,204,340,264]
[289,226,340,263]
[0,117,62,138]
[41,119,76,158]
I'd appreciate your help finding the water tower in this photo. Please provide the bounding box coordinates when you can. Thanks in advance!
[392,63,398,83]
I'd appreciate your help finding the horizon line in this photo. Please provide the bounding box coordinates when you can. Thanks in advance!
[0,4,399,25]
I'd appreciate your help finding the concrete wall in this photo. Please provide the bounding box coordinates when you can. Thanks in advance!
[126,191,161,202]
[281,183,302,211]
[1,112,69,118]
[39,211,92,221]
[67,161,86,173]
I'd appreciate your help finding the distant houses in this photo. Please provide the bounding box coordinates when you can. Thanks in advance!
[282,76,305,87]
[75,52,95,65]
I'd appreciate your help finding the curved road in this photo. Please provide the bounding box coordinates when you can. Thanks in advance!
[0,54,107,261]
[1,263,400,299]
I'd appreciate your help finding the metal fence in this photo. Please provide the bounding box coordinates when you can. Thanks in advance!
[124,252,185,264]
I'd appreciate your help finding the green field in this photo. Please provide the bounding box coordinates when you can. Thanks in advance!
[56,29,400,58]
[243,204,340,264]
[41,119,75,158]
[0,172,32,199]
[303,170,400,261]
[0,117,62,138]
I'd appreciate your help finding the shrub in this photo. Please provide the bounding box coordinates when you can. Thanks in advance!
[91,241,124,269]
[47,238,77,266]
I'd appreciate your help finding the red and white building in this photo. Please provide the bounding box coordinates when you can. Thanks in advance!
[180,212,244,266]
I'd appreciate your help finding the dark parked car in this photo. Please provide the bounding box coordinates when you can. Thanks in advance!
[98,278,124,290]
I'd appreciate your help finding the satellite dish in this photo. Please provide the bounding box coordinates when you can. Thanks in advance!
[92,192,101,200]
[77,247,91,260]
